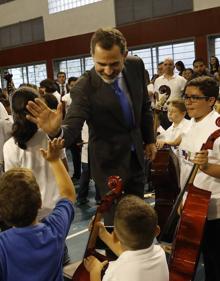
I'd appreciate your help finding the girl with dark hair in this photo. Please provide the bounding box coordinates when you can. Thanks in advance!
[3,87,66,218]
[209,56,219,75]
[175,60,186,76]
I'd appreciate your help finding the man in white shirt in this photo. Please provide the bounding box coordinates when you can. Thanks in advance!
[154,58,187,128]
[154,58,186,102]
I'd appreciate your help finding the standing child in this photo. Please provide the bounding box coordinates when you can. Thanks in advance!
[84,195,169,281]
[178,76,220,281]
[0,138,76,281]
[3,87,67,217]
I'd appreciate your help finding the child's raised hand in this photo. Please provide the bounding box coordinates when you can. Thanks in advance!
[40,137,64,162]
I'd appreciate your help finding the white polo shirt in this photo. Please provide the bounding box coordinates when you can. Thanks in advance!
[103,245,169,281]
[178,110,220,220]
[154,74,186,102]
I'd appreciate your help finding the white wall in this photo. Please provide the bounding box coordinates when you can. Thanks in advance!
[194,0,220,11]
[0,0,115,41]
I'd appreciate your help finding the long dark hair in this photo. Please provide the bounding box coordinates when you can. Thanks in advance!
[12,87,39,150]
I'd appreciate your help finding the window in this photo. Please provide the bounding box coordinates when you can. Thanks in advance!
[54,56,94,78]
[48,0,102,14]
[0,63,47,88]
[215,38,220,59]
[130,40,195,78]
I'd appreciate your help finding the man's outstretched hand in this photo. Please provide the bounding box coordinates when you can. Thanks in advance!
[26,98,63,137]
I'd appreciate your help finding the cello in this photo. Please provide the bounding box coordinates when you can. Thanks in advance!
[71,175,123,281]
[150,85,180,236]
[161,129,220,281]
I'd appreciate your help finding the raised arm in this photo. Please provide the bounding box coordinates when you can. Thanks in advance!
[40,138,76,202]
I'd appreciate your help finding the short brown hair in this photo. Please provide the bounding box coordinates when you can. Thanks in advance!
[0,168,41,227]
[167,99,187,112]
[184,76,219,99]
[90,27,127,55]
[114,195,158,250]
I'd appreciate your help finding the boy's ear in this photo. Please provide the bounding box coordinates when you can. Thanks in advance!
[155,225,161,237]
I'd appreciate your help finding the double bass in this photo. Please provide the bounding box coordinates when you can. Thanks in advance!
[161,129,220,281]
[72,176,123,281]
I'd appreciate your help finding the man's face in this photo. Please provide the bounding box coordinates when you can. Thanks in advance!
[163,59,174,75]
[92,44,127,84]
[57,73,66,85]
[184,86,215,121]
[193,62,206,75]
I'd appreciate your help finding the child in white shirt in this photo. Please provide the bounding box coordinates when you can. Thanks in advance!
[84,195,169,281]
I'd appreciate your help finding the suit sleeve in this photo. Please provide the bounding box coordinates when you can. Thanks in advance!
[61,75,91,148]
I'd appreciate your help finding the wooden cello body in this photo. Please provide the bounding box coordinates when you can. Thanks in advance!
[72,176,123,281]
[151,84,180,235]
[150,147,180,235]
[166,129,220,281]
[169,184,211,281]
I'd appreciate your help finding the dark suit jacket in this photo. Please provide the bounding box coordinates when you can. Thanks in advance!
[62,56,154,190]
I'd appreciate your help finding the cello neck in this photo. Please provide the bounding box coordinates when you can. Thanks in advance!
[159,163,198,242]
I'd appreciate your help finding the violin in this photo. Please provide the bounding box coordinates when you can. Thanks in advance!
[72,176,123,281]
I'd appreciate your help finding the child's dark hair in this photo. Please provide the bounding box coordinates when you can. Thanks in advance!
[12,87,39,150]
[184,76,219,99]
[114,195,158,250]
[42,93,58,110]
[0,168,41,227]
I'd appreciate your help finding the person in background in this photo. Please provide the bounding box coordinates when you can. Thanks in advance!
[39,78,61,103]
[182,68,194,81]
[0,138,76,281]
[62,76,78,114]
[76,122,101,205]
[84,195,169,281]
[175,60,186,76]
[154,57,186,103]
[56,71,67,97]
[209,56,219,76]
[192,58,213,78]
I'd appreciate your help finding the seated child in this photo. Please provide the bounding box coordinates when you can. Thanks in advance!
[156,99,191,153]
[84,195,169,281]
[0,138,76,281]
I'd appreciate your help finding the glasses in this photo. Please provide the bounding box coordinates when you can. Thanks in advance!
[182,94,208,102]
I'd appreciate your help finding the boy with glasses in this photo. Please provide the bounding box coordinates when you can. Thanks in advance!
[178,76,220,281]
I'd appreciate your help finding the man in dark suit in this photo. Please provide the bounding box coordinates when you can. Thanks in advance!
[27,28,156,216]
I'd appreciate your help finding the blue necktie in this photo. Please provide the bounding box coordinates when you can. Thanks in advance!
[113,79,133,128]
